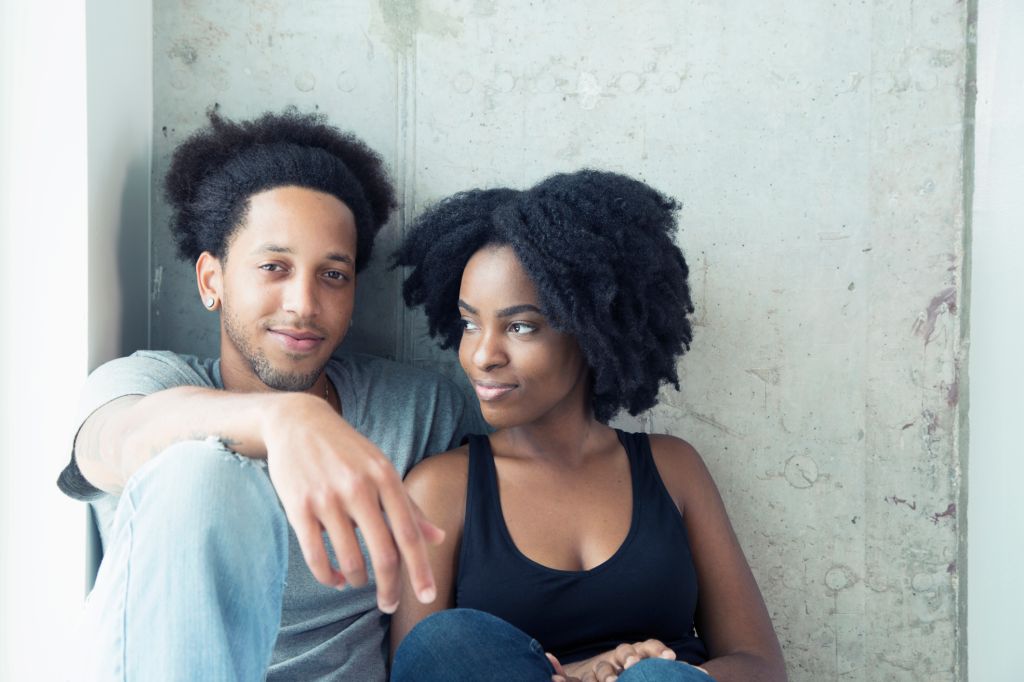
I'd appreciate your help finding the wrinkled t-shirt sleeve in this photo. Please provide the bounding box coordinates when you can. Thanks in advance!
[57,352,212,501]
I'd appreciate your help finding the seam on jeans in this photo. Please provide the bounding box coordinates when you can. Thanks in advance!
[530,639,551,671]
[120,493,136,682]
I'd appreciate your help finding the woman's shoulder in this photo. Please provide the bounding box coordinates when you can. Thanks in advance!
[645,432,704,467]
[644,432,717,502]
[404,444,472,503]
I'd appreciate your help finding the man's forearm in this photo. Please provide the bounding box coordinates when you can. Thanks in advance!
[74,379,445,602]
[76,386,291,494]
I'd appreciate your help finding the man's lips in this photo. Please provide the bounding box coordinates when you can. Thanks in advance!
[473,380,517,401]
[268,328,325,353]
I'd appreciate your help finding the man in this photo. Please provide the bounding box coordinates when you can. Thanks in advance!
[57,108,481,680]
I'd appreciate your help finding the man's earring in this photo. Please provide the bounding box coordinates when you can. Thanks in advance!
[204,297,216,309]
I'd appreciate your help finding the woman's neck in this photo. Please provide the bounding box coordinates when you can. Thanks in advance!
[493,405,612,469]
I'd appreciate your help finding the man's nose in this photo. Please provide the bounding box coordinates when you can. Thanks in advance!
[282,273,320,318]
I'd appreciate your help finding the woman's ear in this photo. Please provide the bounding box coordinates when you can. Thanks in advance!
[196,251,223,311]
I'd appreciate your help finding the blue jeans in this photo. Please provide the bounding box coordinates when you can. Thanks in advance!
[77,440,289,681]
[392,609,716,682]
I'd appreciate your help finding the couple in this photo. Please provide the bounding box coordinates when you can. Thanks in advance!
[58,109,785,682]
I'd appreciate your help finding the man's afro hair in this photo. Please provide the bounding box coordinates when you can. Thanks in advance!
[164,107,396,271]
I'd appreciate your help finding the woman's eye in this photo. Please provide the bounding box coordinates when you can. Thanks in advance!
[460,318,479,332]
[509,322,536,335]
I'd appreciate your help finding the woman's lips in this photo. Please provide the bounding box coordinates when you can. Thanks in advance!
[473,381,517,401]
[269,329,324,353]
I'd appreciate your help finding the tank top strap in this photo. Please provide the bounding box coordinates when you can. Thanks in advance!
[459,434,504,564]
[615,430,680,520]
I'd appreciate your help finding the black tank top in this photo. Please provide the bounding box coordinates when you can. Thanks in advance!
[455,430,708,665]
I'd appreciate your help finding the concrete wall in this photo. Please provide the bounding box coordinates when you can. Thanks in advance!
[86,0,153,367]
[151,2,971,679]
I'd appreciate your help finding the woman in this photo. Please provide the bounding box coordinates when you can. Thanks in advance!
[389,171,786,682]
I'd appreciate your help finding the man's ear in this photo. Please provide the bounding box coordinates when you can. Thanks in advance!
[196,251,223,311]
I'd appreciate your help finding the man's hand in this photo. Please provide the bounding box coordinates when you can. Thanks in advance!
[547,640,685,682]
[263,392,445,613]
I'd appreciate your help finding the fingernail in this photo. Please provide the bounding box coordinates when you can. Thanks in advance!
[660,650,675,659]
[625,656,638,667]
[378,600,398,614]
[417,586,436,603]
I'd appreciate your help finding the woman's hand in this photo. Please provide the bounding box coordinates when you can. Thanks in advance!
[547,640,681,682]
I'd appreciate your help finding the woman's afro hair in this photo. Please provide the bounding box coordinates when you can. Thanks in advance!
[164,107,396,271]
[393,169,694,423]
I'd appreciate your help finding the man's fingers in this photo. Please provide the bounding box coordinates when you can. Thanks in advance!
[411,498,446,545]
[290,511,344,588]
[319,503,367,588]
[376,468,437,603]
[349,492,403,613]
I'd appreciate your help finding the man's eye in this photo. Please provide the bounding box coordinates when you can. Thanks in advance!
[260,263,282,272]
[324,270,348,281]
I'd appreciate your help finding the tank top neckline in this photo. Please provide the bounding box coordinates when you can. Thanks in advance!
[473,429,643,577]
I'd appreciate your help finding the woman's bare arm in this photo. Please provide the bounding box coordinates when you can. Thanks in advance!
[390,449,470,656]
[650,434,787,682]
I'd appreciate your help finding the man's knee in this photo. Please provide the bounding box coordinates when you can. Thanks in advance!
[120,439,285,550]
[85,441,287,680]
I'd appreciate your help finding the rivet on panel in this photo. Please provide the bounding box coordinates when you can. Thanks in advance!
[784,455,818,489]
[453,71,474,94]
[911,573,936,592]
[336,71,356,92]
[825,566,852,591]
[494,72,516,93]
[295,71,316,92]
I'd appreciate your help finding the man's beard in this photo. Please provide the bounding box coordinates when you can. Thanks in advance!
[223,305,325,392]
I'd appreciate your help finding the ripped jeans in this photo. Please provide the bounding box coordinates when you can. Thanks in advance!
[76,440,288,681]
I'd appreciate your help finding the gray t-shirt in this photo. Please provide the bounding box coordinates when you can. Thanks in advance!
[58,350,484,681]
